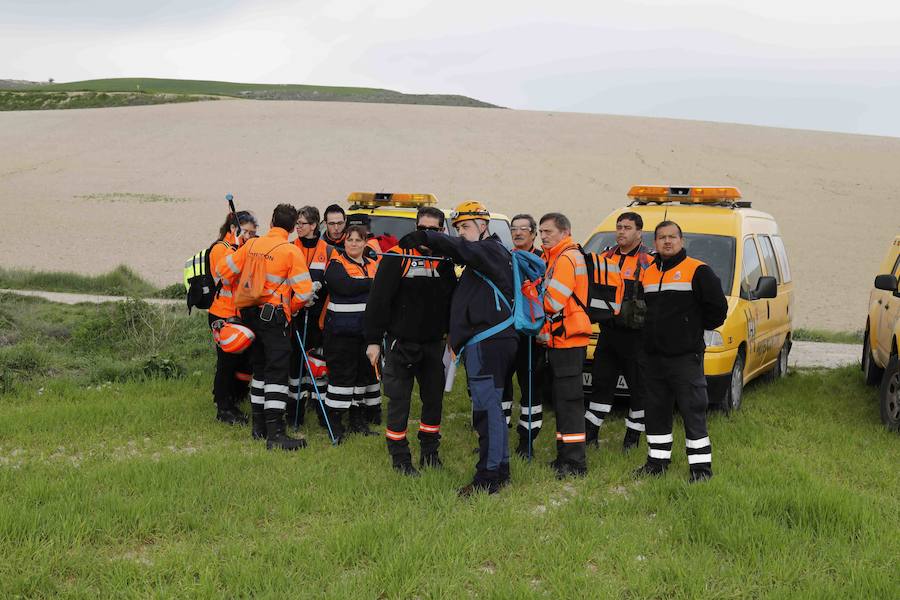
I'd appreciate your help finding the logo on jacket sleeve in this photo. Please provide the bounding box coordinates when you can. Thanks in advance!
[673,271,682,280]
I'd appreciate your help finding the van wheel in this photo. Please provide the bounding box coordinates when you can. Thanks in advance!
[880,354,900,431]
[863,329,883,386]
[721,353,745,414]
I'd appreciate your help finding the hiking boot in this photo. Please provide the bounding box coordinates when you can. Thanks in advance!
[689,469,713,484]
[633,462,666,478]
[554,461,587,480]
[348,406,378,436]
[622,429,640,452]
[216,409,244,425]
[394,462,421,477]
[265,411,307,451]
[457,480,500,497]
[251,406,266,440]
[420,452,443,469]
[515,436,533,459]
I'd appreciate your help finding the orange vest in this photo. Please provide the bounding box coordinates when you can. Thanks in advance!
[640,256,703,294]
[539,237,591,348]
[293,236,333,285]
[214,227,313,320]
[322,252,378,333]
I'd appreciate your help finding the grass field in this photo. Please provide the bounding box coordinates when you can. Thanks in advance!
[8,78,498,109]
[0,266,183,299]
[793,328,864,345]
[1,294,898,598]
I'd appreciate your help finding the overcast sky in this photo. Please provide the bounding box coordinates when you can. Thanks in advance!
[4,0,900,137]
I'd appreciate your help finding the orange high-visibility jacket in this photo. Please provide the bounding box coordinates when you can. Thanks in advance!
[209,233,238,319]
[215,227,313,320]
[539,236,591,348]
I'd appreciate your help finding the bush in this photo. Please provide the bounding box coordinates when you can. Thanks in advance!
[142,355,185,380]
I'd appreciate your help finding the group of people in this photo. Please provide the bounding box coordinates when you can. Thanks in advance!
[204,199,727,495]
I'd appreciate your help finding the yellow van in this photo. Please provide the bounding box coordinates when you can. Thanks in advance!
[582,185,794,412]
[861,234,900,430]
[344,192,512,247]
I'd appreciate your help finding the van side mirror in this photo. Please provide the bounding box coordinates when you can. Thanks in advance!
[751,276,777,300]
[874,274,898,292]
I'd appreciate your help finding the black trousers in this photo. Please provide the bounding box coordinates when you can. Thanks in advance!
[382,338,445,464]
[547,346,588,470]
[240,307,292,419]
[208,313,250,411]
[642,352,712,476]
[323,332,380,435]
[502,334,546,440]
[464,336,517,485]
[587,326,645,434]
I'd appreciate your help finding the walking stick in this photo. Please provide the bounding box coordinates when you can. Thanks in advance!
[295,329,337,445]
[527,335,533,460]
[292,311,310,430]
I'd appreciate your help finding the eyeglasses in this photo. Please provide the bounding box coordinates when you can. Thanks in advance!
[510,226,533,233]
[297,220,313,226]
[416,225,442,232]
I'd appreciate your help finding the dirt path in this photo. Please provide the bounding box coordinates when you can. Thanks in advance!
[789,341,860,369]
[0,288,182,307]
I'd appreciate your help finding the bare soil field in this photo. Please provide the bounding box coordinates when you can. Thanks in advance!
[1,100,897,330]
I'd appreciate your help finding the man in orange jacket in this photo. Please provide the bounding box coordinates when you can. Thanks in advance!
[215,203,314,451]
[538,212,591,478]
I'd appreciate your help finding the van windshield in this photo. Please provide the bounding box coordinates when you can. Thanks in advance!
[583,231,736,296]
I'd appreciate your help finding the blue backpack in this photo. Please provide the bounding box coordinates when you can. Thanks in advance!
[467,250,546,348]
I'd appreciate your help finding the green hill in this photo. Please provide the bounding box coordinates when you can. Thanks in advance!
[9,77,499,109]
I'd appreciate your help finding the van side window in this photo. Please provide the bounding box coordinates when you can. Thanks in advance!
[771,235,792,283]
[741,237,763,298]
[759,235,781,283]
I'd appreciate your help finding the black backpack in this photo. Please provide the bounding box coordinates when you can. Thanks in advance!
[184,241,228,313]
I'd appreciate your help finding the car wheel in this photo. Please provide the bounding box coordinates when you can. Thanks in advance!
[863,329,883,386]
[771,341,790,380]
[880,354,900,432]
[721,352,745,414]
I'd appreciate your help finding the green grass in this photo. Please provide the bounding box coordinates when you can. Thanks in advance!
[0,266,181,299]
[0,90,207,111]
[1,294,898,597]
[794,328,864,344]
[73,192,192,203]
[11,77,499,108]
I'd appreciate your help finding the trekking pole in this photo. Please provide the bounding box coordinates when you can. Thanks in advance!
[374,252,452,262]
[292,311,309,430]
[527,336,533,460]
[295,329,337,445]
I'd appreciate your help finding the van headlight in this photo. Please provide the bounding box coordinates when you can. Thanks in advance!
[704,330,724,348]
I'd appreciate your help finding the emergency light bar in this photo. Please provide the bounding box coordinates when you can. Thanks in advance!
[627,185,745,205]
[347,192,438,208]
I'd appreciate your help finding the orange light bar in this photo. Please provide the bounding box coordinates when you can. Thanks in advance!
[346,192,438,207]
[627,185,742,203]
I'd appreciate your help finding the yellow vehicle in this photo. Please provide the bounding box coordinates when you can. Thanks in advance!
[861,234,900,430]
[344,192,512,247]
[582,185,794,412]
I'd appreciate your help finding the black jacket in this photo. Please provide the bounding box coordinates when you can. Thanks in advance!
[642,249,728,356]
[323,253,375,337]
[421,232,515,353]
[364,250,457,344]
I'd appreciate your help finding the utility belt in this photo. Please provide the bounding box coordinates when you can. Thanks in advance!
[242,303,287,328]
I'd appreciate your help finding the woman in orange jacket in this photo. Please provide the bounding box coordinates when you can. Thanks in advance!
[208,211,258,425]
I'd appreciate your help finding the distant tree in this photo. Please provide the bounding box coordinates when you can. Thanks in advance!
[48,78,54,84]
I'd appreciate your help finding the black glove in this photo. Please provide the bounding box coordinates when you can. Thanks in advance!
[398,230,428,250]
[364,246,378,261]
